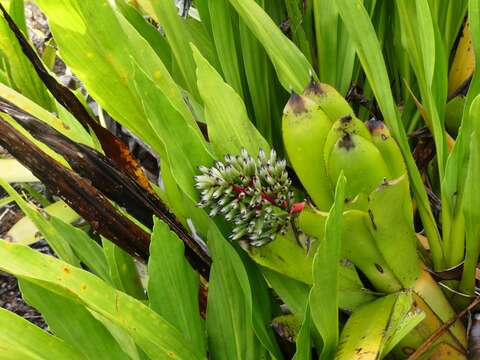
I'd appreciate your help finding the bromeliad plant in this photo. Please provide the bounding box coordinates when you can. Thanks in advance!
[0,0,479,359]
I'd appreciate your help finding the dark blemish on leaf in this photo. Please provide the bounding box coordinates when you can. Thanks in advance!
[375,263,384,273]
[340,115,352,124]
[62,266,71,274]
[339,133,355,151]
[368,209,377,230]
[288,92,307,114]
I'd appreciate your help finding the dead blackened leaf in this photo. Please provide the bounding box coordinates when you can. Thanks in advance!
[0,117,150,259]
[0,106,210,279]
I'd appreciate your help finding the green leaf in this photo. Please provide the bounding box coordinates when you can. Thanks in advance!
[0,306,86,360]
[206,225,266,359]
[19,280,130,360]
[102,238,145,300]
[134,0,200,99]
[292,305,312,360]
[47,215,110,282]
[336,293,405,360]
[0,0,54,110]
[335,0,444,270]
[309,174,346,359]
[35,0,190,156]
[0,241,205,360]
[262,267,310,317]
[0,178,79,266]
[208,0,245,97]
[5,200,78,245]
[148,217,206,355]
[238,5,274,143]
[192,45,270,157]
[132,59,214,201]
[459,95,480,296]
[227,0,313,92]
[240,252,283,359]
[114,0,172,70]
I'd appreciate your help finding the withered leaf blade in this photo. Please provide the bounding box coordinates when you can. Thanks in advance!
[0,116,150,259]
[0,104,210,279]
[0,2,154,195]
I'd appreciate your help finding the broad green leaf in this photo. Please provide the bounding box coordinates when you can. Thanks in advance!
[148,217,206,355]
[192,46,270,157]
[6,200,79,245]
[114,0,172,70]
[206,225,266,359]
[335,0,444,270]
[0,241,205,360]
[208,0,244,97]
[262,267,310,317]
[240,251,283,359]
[292,305,312,360]
[227,0,313,92]
[0,306,86,360]
[102,238,145,300]
[0,178,79,266]
[35,0,194,157]
[309,174,346,359]
[20,280,130,360]
[366,178,420,288]
[47,216,110,282]
[134,0,200,98]
[132,59,214,201]
[0,0,53,110]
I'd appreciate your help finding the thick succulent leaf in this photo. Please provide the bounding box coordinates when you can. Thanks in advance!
[192,45,270,157]
[148,217,206,356]
[0,241,205,360]
[0,306,86,360]
[309,174,346,359]
[19,280,130,360]
[336,293,412,360]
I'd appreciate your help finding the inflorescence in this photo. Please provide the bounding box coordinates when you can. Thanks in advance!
[195,148,295,247]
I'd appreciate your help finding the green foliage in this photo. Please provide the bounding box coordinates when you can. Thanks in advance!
[0,0,478,358]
